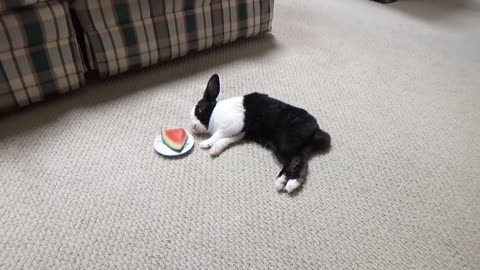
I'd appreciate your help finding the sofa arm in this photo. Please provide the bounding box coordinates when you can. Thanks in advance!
[0,0,86,113]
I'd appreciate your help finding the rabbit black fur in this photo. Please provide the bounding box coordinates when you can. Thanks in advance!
[190,74,331,193]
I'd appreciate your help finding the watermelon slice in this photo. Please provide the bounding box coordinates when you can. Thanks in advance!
[162,128,188,151]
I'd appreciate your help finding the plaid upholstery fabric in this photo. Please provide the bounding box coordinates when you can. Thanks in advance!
[0,0,50,13]
[73,0,274,77]
[0,0,85,113]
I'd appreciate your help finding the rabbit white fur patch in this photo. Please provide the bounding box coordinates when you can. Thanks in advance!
[190,96,245,137]
[191,97,246,155]
[208,96,245,135]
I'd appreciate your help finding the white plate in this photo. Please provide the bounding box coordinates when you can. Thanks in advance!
[154,130,194,157]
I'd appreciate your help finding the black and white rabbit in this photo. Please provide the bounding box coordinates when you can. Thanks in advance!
[190,74,331,193]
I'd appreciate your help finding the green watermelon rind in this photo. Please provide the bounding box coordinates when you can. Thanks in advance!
[161,129,186,152]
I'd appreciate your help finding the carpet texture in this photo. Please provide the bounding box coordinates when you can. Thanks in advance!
[1,0,479,269]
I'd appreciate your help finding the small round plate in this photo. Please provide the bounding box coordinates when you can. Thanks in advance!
[154,130,194,157]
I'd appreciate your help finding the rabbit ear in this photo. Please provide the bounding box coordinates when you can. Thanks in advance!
[203,74,220,101]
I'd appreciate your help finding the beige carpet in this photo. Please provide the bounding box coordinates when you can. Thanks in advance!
[1,0,479,269]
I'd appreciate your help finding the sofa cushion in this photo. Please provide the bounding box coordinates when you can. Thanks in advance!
[73,0,274,77]
[0,0,85,113]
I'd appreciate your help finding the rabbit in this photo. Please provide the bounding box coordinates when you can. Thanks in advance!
[190,74,331,193]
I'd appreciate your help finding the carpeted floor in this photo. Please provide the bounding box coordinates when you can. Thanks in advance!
[1,0,479,269]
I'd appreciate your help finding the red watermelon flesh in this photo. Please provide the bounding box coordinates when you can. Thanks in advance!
[162,128,187,151]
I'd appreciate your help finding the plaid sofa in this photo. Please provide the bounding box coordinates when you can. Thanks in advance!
[0,0,274,113]
[0,0,50,12]
[73,0,274,77]
[0,0,86,113]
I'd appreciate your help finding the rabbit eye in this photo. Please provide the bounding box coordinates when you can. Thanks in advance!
[198,104,206,113]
